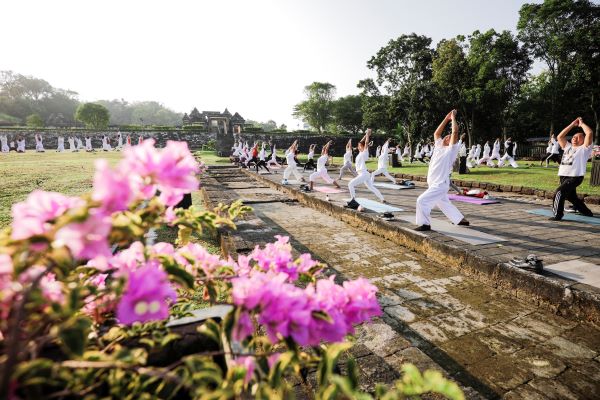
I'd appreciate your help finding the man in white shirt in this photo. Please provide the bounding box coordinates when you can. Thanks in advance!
[498,138,518,168]
[415,110,469,231]
[550,117,594,221]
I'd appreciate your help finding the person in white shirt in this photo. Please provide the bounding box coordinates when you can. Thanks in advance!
[68,136,76,152]
[76,137,84,151]
[102,135,112,151]
[309,140,340,190]
[17,137,26,152]
[304,144,317,171]
[56,136,65,152]
[488,138,502,166]
[544,134,561,167]
[550,117,594,221]
[116,132,124,150]
[375,145,381,159]
[498,138,518,168]
[540,135,555,166]
[339,139,357,179]
[346,129,385,209]
[466,145,476,168]
[266,144,281,168]
[255,142,270,173]
[415,110,469,231]
[477,141,492,166]
[282,140,305,184]
[0,135,9,153]
[370,138,396,184]
[35,134,45,152]
[401,143,411,161]
[85,136,93,152]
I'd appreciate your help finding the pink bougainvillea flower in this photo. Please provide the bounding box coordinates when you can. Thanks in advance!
[117,263,177,325]
[54,211,112,260]
[19,265,65,306]
[175,243,222,277]
[342,278,382,325]
[121,140,200,206]
[92,159,136,213]
[163,206,177,225]
[232,310,254,342]
[11,190,84,240]
[82,273,117,323]
[0,254,13,275]
[108,241,146,275]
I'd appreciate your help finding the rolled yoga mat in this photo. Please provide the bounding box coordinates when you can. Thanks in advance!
[447,194,501,205]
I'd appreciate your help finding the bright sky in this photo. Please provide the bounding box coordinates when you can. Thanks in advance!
[1,0,538,129]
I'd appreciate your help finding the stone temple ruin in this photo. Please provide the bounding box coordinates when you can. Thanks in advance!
[182,108,245,156]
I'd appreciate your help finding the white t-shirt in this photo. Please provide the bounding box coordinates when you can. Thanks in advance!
[378,143,389,168]
[558,143,592,177]
[316,154,328,171]
[343,150,352,164]
[355,150,369,173]
[551,140,560,154]
[307,150,314,160]
[286,151,296,166]
[427,138,460,186]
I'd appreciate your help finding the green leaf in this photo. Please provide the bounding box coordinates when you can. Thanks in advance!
[165,264,194,289]
[197,319,221,344]
[59,316,92,356]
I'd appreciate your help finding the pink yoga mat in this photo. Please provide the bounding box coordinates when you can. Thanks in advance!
[447,194,500,204]
[313,186,345,194]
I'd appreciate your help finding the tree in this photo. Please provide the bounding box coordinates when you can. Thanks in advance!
[26,113,44,128]
[362,34,438,144]
[293,82,336,134]
[75,103,110,129]
[517,0,598,135]
[332,95,363,134]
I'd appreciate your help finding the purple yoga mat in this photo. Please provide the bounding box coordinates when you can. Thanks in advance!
[447,194,500,205]
[313,186,345,194]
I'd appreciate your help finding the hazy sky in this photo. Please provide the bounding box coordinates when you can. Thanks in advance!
[1,0,539,128]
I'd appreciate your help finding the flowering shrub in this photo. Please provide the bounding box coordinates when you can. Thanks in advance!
[0,141,463,399]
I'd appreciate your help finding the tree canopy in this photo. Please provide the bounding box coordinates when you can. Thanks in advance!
[74,103,110,130]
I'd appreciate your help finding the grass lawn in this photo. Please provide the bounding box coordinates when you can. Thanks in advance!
[0,150,223,232]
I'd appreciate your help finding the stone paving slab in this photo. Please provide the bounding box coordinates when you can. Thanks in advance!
[202,166,600,399]
[241,167,600,324]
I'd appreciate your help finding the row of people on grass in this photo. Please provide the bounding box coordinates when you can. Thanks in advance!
[0,133,145,153]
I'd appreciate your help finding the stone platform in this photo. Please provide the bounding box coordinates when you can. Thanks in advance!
[241,167,600,324]
[200,165,600,399]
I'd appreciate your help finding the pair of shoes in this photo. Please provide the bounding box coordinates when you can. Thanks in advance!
[509,254,543,272]
[458,219,470,226]
[414,224,431,232]
[345,198,360,210]
[379,212,394,220]
[548,216,562,221]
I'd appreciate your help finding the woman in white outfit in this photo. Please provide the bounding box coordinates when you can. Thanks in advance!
[478,141,491,166]
[401,143,410,161]
[266,144,281,168]
[339,139,358,179]
[371,138,396,184]
[35,134,45,152]
[415,110,469,231]
[309,141,340,190]
[68,136,76,152]
[1,135,10,153]
[498,138,518,168]
[117,132,124,149]
[56,136,65,152]
[282,140,305,184]
[17,137,26,152]
[102,135,112,151]
[85,136,93,152]
[346,129,385,209]
[76,137,84,151]
[488,138,502,166]
[375,145,381,159]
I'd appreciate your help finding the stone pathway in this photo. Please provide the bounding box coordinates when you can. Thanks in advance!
[203,167,600,399]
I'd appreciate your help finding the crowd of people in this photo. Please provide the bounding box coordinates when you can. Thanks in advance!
[231,112,596,229]
[0,132,146,153]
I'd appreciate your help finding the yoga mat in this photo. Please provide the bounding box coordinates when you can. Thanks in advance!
[374,182,415,190]
[527,209,600,225]
[281,180,304,185]
[344,198,403,213]
[396,215,506,245]
[447,194,501,205]
[314,186,345,194]
[544,260,600,288]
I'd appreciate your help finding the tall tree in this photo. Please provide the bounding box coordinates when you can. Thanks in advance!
[75,103,110,129]
[293,82,336,134]
[517,0,598,135]
[363,34,437,144]
[332,95,363,134]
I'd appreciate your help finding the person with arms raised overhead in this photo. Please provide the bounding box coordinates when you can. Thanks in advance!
[550,117,594,221]
[346,128,386,209]
[414,110,470,231]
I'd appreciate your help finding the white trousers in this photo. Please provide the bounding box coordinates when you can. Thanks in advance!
[498,154,518,168]
[283,164,303,181]
[309,169,334,184]
[370,167,396,184]
[416,184,464,226]
[339,161,357,179]
[348,170,384,201]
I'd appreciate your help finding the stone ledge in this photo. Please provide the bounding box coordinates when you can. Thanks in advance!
[243,168,600,324]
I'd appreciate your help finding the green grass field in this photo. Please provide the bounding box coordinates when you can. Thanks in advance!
[1,150,598,229]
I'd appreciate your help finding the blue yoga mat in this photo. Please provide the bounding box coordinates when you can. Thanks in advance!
[344,198,404,213]
[527,209,600,225]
